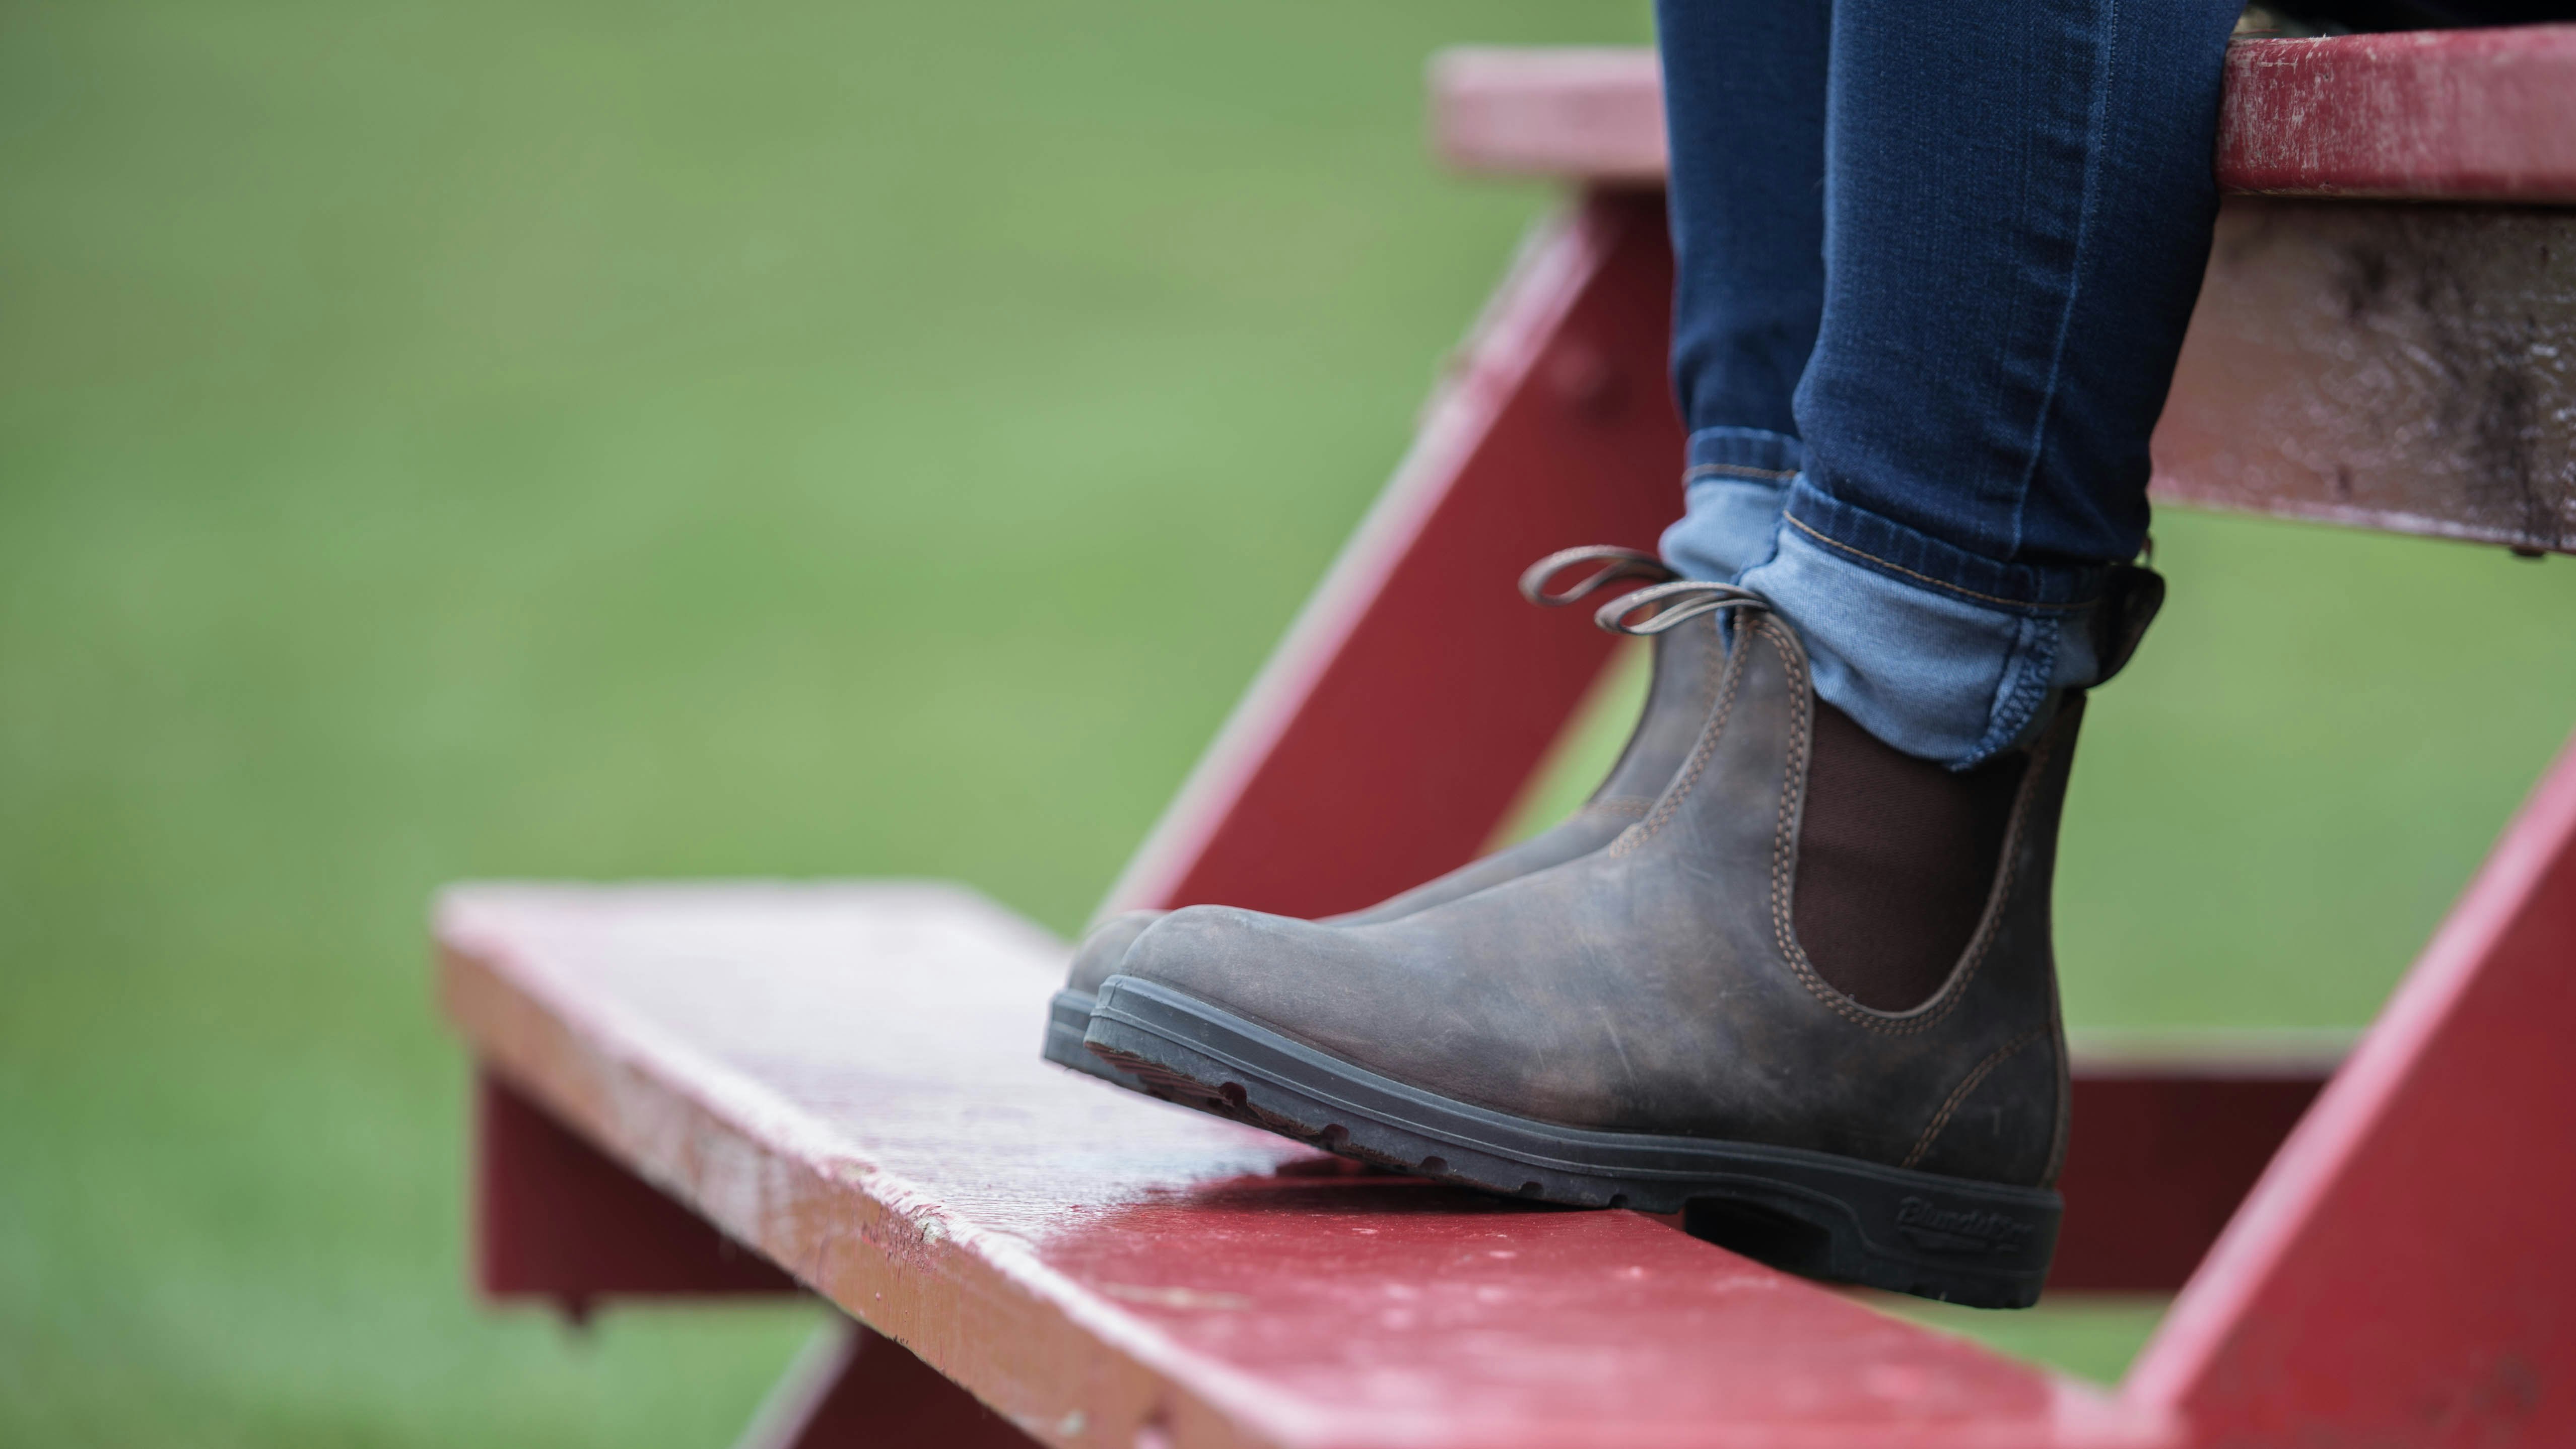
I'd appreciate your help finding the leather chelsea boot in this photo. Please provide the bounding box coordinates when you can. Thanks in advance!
[1086,577,2158,1308]
[1043,546,1719,1082]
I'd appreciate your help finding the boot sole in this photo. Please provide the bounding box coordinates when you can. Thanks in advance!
[1086,974,2060,1309]
[1043,989,1146,1086]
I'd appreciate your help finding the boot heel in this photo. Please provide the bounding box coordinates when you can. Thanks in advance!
[1683,1168,2060,1309]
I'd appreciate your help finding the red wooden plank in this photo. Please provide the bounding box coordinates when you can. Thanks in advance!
[1102,190,1685,920]
[1431,31,2576,202]
[2221,27,2576,202]
[436,882,2171,1449]
[474,1069,799,1313]
[1430,48,1665,187]
[2123,732,2576,1444]
[478,1035,2331,1304]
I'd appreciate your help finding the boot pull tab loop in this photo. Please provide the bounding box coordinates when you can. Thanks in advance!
[1518,546,1675,608]
[1594,580,1769,636]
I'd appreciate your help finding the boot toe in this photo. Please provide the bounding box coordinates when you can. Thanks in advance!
[1065,909,1164,996]
[1115,904,1348,1014]
[1114,905,1493,1086]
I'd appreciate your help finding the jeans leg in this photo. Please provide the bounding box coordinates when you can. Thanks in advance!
[1736,0,2240,766]
[1651,0,1828,585]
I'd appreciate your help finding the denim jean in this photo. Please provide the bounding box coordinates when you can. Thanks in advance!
[1653,0,2240,766]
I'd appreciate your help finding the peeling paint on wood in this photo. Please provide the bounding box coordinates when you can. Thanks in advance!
[2219,28,2576,203]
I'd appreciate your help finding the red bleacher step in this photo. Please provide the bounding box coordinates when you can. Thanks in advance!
[440,883,2174,1449]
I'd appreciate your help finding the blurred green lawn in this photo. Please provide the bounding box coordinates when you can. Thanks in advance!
[4,1,2572,1442]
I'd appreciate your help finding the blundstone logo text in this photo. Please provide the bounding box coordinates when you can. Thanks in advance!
[1895,1197,2036,1256]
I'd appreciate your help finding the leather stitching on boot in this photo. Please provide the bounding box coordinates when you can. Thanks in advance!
[1606,622,1752,857]
[2041,1018,2072,1189]
[1902,1025,2049,1169]
[1695,611,1727,710]
[1766,639,2065,1035]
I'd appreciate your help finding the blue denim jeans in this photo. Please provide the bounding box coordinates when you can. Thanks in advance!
[1653,0,2240,765]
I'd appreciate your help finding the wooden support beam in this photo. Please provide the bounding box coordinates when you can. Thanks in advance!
[2152,197,2575,556]
[2127,733,2576,1445]
[474,1069,798,1316]
[2049,1040,2339,1294]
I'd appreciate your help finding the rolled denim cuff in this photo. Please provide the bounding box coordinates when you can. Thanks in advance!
[1659,428,1802,584]
[1735,479,2108,767]
[1685,426,1804,486]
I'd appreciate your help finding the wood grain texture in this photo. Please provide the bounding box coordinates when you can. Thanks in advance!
[2219,27,2576,202]
[437,882,2168,1449]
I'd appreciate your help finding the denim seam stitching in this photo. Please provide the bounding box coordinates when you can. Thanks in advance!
[1684,463,1801,483]
[1966,617,2059,766]
[2006,0,2122,555]
[1782,512,2088,613]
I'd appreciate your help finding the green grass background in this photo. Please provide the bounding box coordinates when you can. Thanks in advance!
[4,1,2572,1440]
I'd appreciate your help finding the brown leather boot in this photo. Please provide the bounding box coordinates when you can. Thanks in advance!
[1043,547,1720,1081]
[1087,578,2156,1307]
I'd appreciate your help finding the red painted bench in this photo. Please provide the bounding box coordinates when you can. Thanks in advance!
[442,29,2576,1448]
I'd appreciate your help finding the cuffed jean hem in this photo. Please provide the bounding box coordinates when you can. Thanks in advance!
[1659,427,1803,584]
[1664,471,2108,768]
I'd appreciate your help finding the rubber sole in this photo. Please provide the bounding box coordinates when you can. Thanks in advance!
[1085,974,2061,1309]
[1042,989,1146,1086]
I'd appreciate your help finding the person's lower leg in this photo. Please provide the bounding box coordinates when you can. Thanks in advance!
[1759,0,2239,767]
[1651,0,1826,585]
[1072,3,2243,1303]
[1725,0,2236,1010]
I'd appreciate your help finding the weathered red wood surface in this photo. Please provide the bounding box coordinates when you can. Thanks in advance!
[1100,191,1684,921]
[438,882,2170,1449]
[2220,27,2576,202]
[2153,197,2575,556]
[471,1046,2336,1303]
[2126,734,2576,1445]
[1431,31,2576,202]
